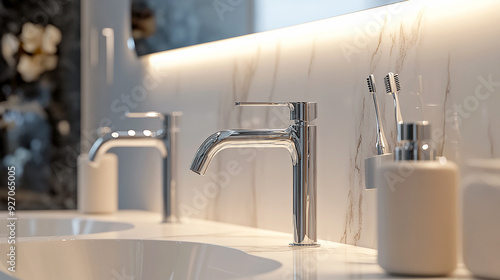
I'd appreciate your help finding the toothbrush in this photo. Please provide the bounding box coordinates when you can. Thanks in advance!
[416,75,424,119]
[384,72,403,125]
[367,74,389,155]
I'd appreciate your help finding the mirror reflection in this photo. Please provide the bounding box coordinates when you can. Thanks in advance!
[131,0,404,56]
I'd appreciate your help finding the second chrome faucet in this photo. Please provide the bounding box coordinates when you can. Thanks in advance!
[88,111,181,223]
[190,102,318,246]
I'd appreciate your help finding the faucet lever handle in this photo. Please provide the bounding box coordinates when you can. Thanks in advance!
[235,102,317,122]
[125,111,182,131]
[126,111,165,120]
[235,101,293,108]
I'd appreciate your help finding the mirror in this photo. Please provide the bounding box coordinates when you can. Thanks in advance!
[131,0,405,56]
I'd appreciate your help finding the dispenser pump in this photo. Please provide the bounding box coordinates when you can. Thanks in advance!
[395,121,434,161]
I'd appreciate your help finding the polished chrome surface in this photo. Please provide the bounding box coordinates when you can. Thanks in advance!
[367,74,389,155]
[397,121,431,142]
[395,121,434,161]
[384,72,404,125]
[190,128,298,175]
[88,111,182,223]
[190,102,318,246]
[235,102,317,123]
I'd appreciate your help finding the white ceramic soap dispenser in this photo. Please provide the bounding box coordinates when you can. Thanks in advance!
[375,121,458,276]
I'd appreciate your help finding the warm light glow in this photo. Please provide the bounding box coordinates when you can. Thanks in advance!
[101,28,114,85]
[145,112,160,118]
[101,28,113,36]
[142,0,487,75]
[422,144,429,150]
[143,0,379,70]
[127,37,135,50]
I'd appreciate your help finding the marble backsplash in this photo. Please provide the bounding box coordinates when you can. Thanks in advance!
[82,0,500,248]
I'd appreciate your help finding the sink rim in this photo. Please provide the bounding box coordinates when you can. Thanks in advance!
[0,217,134,238]
[0,238,282,280]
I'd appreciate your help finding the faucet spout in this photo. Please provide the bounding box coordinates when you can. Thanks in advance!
[190,118,317,246]
[88,130,167,162]
[86,112,181,223]
[190,128,298,175]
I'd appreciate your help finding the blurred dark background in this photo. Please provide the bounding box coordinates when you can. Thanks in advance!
[0,0,80,209]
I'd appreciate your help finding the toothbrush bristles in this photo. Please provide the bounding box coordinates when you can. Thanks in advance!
[394,74,401,92]
[366,78,373,92]
[384,75,391,93]
[367,76,377,93]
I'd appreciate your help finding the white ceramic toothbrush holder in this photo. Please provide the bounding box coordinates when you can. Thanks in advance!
[77,153,118,214]
[364,154,392,189]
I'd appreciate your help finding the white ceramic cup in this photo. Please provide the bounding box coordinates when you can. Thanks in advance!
[77,153,118,214]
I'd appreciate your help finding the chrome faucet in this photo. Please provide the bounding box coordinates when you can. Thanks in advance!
[190,102,318,246]
[88,111,181,223]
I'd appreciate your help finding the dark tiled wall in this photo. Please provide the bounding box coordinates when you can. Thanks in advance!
[0,0,80,209]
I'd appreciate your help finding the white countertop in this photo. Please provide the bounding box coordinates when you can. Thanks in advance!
[1,210,474,279]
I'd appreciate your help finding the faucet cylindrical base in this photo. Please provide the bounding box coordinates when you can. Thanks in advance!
[292,124,317,246]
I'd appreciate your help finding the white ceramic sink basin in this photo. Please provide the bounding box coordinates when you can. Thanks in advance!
[0,218,133,237]
[0,239,281,280]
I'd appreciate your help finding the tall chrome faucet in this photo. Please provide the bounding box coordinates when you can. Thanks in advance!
[190,102,318,246]
[88,111,181,223]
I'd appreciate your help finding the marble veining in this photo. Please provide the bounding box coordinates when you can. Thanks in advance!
[369,18,385,73]
[266,42,280,100]
[307,39,317,80]
[393,9,424,73]
[440,53,452,157]
[487,119,496,158]
[341,93,366,246]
